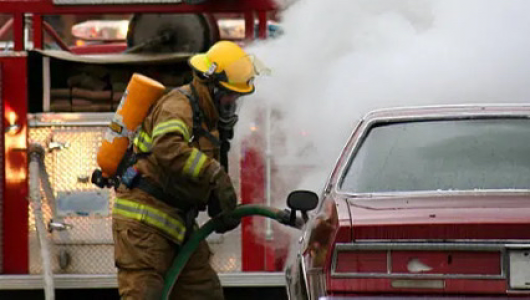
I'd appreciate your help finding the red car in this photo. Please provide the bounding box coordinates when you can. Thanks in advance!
[285,105,530,299]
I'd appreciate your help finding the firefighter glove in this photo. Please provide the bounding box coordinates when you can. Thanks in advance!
[206,161,238,213]
[205,161,240,233]
[212,212,241,234]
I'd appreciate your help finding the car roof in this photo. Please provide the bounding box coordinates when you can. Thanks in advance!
[362,104,530,121]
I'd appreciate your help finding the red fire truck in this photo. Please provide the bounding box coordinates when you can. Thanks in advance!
[0,0,291,297]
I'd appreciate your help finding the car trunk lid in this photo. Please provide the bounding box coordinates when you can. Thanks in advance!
[346,193,530,240]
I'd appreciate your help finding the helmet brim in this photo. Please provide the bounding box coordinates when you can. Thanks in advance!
[189,54,209,73]
[219,81,255,94]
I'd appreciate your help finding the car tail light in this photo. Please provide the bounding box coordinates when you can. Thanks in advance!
[335,251,387,273]
[333,248,502,277]
[392,251,501,276]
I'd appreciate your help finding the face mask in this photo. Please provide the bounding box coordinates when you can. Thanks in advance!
[214,87,241,132]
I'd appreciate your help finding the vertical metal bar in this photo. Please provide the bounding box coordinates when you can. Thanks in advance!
[2,56,29,274]
[265,103,272,240]
[244,11,255,41]
[257,11,267,39]
[240,140,266,271]
[29,153,55,300]
[32,14,43,50]
[42,57,51,112]
[43,21,70,51]
[13,14,24,51]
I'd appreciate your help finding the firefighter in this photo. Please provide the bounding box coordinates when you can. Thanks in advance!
[112,40,267,299]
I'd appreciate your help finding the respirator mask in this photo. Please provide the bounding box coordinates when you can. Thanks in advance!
[214,86,241,135]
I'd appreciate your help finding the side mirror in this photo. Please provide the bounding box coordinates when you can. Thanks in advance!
[287,190,318,224]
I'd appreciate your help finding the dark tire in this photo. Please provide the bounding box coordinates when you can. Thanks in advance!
[126,13,218,53]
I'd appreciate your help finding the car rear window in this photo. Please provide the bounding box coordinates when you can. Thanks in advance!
[340,118,530,193]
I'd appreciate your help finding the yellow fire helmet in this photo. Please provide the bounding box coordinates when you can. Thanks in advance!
[189,40,269,94]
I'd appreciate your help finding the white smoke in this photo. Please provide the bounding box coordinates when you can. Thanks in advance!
[235,0,530,200]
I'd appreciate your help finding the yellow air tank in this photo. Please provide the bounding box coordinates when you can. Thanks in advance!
[97,73,165,178]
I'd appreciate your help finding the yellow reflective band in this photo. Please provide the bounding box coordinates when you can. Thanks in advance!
[133,131,152,153]
[183,149,208,178]
[153,119,190,142]
[113,198,186,243]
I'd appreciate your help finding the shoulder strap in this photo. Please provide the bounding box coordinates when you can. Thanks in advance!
[177,86,220,148]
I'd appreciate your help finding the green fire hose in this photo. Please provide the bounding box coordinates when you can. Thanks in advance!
[161,204,302,300]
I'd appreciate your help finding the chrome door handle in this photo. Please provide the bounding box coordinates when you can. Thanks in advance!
[48,220,73,232]
[48,141,69,151]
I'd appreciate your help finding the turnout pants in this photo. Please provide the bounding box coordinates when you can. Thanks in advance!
[113,218,224,300]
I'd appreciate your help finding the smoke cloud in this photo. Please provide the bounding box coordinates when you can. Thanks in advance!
[235,0,530,199]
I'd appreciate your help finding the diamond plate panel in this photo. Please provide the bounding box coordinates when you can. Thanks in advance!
[29,126,116,274]
[29,122,242,274]
[198,212,242,273]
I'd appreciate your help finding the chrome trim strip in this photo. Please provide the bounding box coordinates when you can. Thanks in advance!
[28,113,113,127]
[332,273,505,280]
[387,249,392,274]
[30,121,110,127]
[391,279,445,289]
[354,239,530,244]
[367,103,530,116]
[331,243,518,280]
[43,57,50,112]
[335,243,506,251]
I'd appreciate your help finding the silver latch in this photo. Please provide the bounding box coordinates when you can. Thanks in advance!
[48,141,69,152]
[48,220,73,232]
[77,175,90,183]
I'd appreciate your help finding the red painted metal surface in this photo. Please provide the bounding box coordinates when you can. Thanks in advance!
[32,14,43,49]
[240,135,266,271]
[353,223,530,240]
[335,251,387,273]
[257,11,267,39]
[13,14,24,51]
[244,11,255,41]
[391,251,501,276]
[328,278,508,295]
[347,195,530,240]
[0,0,277,14]
[1,56,29,274]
